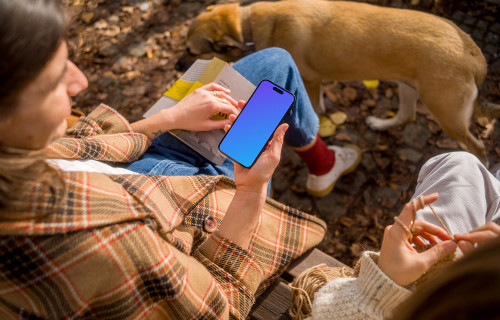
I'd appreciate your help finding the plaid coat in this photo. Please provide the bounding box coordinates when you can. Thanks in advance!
[0,105,326,319]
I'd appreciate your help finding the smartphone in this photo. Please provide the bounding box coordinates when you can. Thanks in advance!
[218,80,296,168]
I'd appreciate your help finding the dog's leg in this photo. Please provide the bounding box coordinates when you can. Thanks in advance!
[366,81,419,130]
[304,79,324,114]
[421,81,488,164]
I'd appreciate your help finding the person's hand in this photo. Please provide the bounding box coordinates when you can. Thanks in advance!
[454,222,500,254]
[165,82,240,132]
[224,102,288,191]
[217,104,288,248]
[377,193,457,287]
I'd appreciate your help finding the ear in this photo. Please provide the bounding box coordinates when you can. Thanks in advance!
[213,34,248,51]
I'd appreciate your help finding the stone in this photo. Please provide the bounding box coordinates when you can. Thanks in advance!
[402,123,431,149]
[99,41,119,56]
[315,192,347,218]
[373,186,400,208]
[361,153,377,171]
[451,11,466,22]
[486,32,499,44]
[397,148,423,163]
[277,189,312,213]
[129,41,148,57]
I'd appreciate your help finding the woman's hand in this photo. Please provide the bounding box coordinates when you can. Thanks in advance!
[130,83,240,139]
[454,222,500,254]
[224,101,289,191]
[377,193,457,287]
[165,83,240,132]
[217,107,288,249]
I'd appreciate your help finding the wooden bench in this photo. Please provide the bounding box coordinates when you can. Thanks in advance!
[248,248,348,320]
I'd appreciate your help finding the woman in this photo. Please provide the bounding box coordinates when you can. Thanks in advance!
[304,151,500,319]
[0,1,330,319]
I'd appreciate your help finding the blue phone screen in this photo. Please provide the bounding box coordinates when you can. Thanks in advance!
[219,80,295,168]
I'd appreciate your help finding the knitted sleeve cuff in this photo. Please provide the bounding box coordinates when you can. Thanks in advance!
[356,251,412,317]
[311,251,411,319]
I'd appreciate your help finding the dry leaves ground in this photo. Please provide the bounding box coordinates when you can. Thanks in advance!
[65,0,499,266]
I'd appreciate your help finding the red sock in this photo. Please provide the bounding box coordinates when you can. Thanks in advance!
[295,135,335,175]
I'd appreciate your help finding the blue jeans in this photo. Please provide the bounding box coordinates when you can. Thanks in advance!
[126,48,319,178]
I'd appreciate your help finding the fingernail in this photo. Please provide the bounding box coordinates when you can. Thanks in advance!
[444,241,457,251]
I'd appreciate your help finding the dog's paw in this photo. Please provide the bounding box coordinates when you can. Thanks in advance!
[366,116,396,131]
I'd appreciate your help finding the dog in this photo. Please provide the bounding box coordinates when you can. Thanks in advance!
[176,0,500,164]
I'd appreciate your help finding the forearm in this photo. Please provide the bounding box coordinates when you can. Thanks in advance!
[130,109,177,140]
[217,184,268,249]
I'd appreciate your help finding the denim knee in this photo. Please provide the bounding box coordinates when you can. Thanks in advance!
[257,48,295,69]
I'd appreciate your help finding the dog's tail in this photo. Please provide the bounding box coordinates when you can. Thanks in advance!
[475,97,500,119]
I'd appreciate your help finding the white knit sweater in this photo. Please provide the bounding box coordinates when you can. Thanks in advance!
[308,251,412,320]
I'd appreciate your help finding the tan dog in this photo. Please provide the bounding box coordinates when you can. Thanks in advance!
[177,1,500,163]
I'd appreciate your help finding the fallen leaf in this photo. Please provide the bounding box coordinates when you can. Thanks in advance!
[290,184,306,194]
[355,214,370,227]
[427,120,441,134]
[146,48,155,59]
[350,243,363,257]
[475,116,490,128]
[81,12,94,24]
[385,88,393,98]
[329,111,348,125]
[343,87,357,101]
[334,132,353,142]
[340,216,355,227]
[318,116,336,137]
[436,138,459,149]
[335,242,347,253]
[411,0,420,5]
[362,80,380,90]
[122,6,134,14]
[363,99,376,107]
[480,119,495,139]
[324,86,339,103]
[363,232,379,246]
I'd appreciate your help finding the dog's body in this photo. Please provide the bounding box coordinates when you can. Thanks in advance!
[179,0,500,163]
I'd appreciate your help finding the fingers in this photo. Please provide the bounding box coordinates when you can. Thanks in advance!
[458,221,500,235]
[457,240,475,254]
[203,82,231,95]
[412,220,452,241]
[237,100,246,110]
[454,222,500,245]
[419,240,457,267]
[398,193,439,226]
[216,101,240,117]
[202,83,238,106]
[266,124,288,155]
[391,193,440,242]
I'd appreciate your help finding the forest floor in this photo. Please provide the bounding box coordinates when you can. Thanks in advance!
[64,0,499,266]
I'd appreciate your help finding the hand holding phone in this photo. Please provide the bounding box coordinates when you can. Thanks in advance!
[218,80,296,168]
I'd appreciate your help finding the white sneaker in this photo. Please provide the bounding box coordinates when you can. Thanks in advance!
[306,145,361,197]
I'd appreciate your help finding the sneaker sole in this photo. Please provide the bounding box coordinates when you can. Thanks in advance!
[306,144,361,197]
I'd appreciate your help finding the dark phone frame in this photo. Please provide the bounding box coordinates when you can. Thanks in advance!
[218,79,296,168]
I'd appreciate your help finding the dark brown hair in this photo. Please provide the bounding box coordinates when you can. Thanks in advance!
[393,236,500,320]
[0,0,68,210]
[0,0,67,114]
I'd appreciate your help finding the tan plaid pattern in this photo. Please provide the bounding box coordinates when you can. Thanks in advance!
[0,105,326,319]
